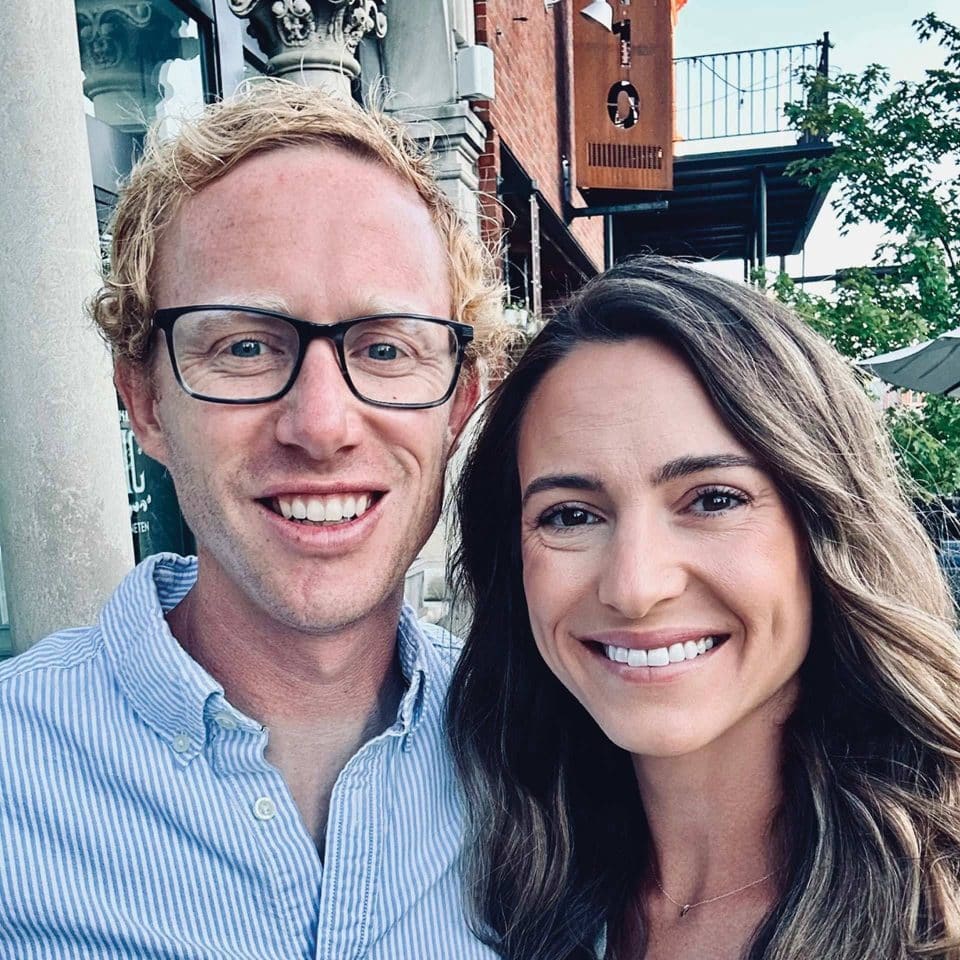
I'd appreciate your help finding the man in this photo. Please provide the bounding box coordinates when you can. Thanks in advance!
[0,82,504,959]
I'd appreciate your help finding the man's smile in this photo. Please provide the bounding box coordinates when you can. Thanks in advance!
[267,491,382,524]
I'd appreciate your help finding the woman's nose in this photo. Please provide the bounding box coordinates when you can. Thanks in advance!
[596,516,688,620]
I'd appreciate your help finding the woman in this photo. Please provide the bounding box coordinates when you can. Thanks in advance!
[447,257,960,960]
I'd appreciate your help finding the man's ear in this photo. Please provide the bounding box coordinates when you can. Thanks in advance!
[446,366,481,456]
[114,359,171,467]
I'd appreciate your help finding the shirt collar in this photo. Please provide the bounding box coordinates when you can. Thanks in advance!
[100,554,222,761]
[100,554,443,757]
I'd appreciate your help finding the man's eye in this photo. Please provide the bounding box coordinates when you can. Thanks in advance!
[540,506,602,528]
[367,342,399,361]
[229,340,263,358]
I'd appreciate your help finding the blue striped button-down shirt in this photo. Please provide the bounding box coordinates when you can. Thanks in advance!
[0,554,498,960]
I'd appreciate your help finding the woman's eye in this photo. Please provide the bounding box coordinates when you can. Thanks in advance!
[540,506,603,529]
[688,489,748,514]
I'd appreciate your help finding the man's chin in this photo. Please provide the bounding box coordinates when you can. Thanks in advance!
[246,575,406,639]
[194,528,418,637]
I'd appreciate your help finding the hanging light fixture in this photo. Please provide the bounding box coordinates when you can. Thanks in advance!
[580,0,614,31]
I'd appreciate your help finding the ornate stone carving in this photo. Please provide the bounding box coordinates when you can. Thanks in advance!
[261,0,316,46]
[76,2,152,69]
[76,1,199,132]
[228,0,388,95]
[339,0,388,51]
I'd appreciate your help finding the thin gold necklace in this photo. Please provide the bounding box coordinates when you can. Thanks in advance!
[653,870,778,919]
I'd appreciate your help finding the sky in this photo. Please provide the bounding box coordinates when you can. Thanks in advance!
[671,1,955,285]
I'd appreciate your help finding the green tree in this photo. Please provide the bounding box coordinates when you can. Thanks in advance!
[778,14,960,496]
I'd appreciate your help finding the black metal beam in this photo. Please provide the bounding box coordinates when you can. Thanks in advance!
[567,200,669,219]
[790,265,905,284]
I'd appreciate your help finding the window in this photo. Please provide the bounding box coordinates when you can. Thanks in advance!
[243,49,268,83]
[76,0,208,138]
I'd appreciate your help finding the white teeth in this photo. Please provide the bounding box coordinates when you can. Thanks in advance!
[274,492,376,524]
[627,648,647,667]
[647,647,670,667]
[602,636,723,669]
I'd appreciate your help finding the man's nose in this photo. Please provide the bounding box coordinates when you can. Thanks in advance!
[596,512,688,620]
[273,339,363,459]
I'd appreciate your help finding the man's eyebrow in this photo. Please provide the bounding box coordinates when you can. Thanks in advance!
[203,294,293,314]
[521,474,603,506]
[652,454,759,485]
[353,297,437,317]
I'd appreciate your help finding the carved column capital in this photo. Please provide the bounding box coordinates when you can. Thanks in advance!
[76,0,198,131]
[228,0,388,95]
[76,2,153,69]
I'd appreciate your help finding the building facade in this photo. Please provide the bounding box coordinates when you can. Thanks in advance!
[2,0,629,653]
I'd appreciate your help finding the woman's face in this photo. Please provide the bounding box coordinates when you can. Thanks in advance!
[518,338,812,758]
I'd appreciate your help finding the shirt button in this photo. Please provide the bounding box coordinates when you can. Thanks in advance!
[253,797,277,821]
[214,713,237,730]
[172,734,191,753]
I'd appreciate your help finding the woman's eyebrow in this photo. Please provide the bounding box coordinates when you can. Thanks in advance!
[521,457,758,505]
[521,474,603,506]
[652,454,759,485]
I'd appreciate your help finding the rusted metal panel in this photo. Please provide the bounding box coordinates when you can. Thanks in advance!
[572,0,674,192]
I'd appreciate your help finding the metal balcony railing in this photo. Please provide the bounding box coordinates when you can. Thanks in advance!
[673,33,830,142]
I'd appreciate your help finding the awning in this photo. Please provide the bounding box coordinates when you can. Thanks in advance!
[594,140,834,262]
[859,328,960,397]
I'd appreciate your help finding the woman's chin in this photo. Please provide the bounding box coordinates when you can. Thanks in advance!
[597,715,723,760]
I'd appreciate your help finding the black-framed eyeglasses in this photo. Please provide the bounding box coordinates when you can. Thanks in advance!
[152,305,474,409]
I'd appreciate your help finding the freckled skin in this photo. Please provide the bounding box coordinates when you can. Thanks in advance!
[517,339,812,760]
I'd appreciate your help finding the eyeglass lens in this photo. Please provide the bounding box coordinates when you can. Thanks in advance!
[170,309,459,404]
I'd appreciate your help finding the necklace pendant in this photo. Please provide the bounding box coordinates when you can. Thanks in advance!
[679,904,691,918]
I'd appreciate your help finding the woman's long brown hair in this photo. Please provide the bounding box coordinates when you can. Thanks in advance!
[447,256,960,960]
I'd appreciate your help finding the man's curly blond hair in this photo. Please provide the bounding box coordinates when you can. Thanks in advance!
[92,80,507,373]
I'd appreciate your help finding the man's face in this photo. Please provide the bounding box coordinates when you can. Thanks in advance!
[119,145,475,636]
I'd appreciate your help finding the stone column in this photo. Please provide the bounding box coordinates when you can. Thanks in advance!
[0,0,134,651]
[228,0,388,98]
[389,103,487,233]
[378,0,488,230]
